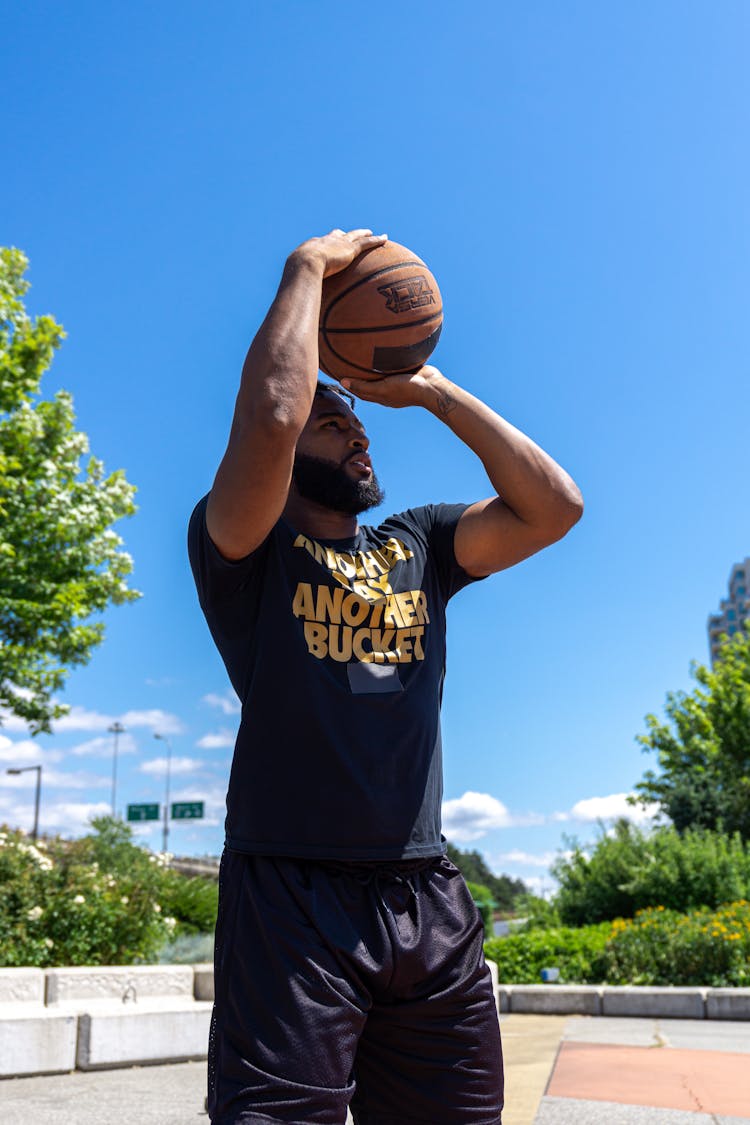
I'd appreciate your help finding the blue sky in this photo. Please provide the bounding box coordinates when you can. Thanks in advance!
[2,2,748,894]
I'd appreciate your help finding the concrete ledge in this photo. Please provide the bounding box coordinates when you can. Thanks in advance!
[509,985,602,1016]
[601,986,707,1019]
[76,1001,213,1069]
[46,964,194,1008]
[0,1006,78,1077]
[193,962,214,1002]
[706,988,750,1020]
[0,967,44,1004]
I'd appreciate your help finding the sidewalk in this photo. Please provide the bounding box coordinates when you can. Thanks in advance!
[527,1014,750,1125]
[1,1014,749,1123]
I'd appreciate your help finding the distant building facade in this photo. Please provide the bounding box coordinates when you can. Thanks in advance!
[707,558,750,664]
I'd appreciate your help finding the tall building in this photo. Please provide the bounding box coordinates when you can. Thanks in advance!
[707,558,750,665]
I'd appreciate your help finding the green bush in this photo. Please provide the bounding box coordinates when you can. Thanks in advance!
[484,923,612,984]
[0,817,218,967]
[484,900,750,987]
[553,822,750,924]
[0,822,172,966]
[514,893,562,931]
[466,881,495,938]
[602,901,750,987]
[157,871,218,936]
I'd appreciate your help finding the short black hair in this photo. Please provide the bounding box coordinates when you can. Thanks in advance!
[315,378,355,409]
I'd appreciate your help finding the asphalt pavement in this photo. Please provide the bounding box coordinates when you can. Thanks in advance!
[2,1015,750,1124]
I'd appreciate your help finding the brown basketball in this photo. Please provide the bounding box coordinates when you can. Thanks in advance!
[318,240,443,382]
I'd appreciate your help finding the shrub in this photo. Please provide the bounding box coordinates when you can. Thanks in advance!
[484,901,750,987]
[514,893,562,931]
[553,822,750,924]
[0,817,221,967]
[0,823,172,966]
[467,881,495,937]
[484,923,612,984]
[157,871,218,936]
[602,901,750,987]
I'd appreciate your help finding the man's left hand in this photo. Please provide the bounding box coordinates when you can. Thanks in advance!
[341,365,442,410]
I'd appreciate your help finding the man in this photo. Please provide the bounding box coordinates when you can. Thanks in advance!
[188,228,583,1125]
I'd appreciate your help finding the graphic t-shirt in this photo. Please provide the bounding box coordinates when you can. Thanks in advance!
[188,497,483,860]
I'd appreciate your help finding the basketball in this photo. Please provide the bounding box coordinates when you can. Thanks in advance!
[318,240,443,382]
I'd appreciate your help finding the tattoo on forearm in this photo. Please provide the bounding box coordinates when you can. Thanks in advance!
[436,388,457,416]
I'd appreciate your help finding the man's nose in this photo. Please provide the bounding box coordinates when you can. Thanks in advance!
[350,431,369,450]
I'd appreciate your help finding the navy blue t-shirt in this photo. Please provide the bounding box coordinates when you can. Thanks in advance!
[188,497,482,860]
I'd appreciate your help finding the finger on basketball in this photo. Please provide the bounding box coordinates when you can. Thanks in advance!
[340,377,383,398]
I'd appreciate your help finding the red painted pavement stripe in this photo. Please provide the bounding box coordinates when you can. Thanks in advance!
[547,1041,750,1117]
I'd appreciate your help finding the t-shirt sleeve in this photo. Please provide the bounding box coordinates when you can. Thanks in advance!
[404,502,488,603]
[187,494,266,610]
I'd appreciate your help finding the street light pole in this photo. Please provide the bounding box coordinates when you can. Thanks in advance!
[108,721,126,818]
[154,732,172,855]
[6,765,42,842]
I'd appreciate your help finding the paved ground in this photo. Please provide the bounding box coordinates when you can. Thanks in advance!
[2,1015,750,1123]
[534,1015,750,1124]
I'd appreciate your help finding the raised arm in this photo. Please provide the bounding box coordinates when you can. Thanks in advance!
[341,366,583,576]
[206,228,386,560]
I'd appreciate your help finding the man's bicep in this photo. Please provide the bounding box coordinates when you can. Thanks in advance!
[206,422,296,561]
[454,497,561,577]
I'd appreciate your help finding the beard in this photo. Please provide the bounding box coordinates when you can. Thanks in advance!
[292,453,385,516]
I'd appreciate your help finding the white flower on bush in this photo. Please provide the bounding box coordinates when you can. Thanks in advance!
[153,903,161,913]
[44,938,54,949]
[106,876,116,888]
[73,894,85,905]
[120,896,129,905]
[27,906,43,921]
[17,843,53,871]
[165,916,177,930]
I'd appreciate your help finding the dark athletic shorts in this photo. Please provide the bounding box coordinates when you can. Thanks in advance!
[208,849,504,1125]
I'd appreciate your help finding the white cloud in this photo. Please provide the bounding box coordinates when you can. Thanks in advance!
[568,793,661,824]
[43,801,112,836]
[0,795,112,838]
[203,692,241,716]
[496,849,561,869]
[3,767,107,791]
[140,756,204,776]
[0,740,63,766]
[196,729,236,750]
[53,706,116,732]
[121,710,186,735]
[442,791,513,842]
[0,711,39,732]
[71,734,138,757]
[520,874,555,900]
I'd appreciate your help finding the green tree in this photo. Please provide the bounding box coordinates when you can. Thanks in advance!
[0,248,139,731]
[552,820,750,925]
[445,842,527,912]
[633,631,750,837]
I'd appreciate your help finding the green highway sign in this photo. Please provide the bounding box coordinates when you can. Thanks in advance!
[127,803,160,822]
[171,801,204,820]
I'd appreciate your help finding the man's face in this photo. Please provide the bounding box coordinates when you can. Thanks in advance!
[293,391,385,516]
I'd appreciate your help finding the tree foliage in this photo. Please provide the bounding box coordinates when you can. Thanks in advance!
[552,820,750,925]
[0,248,139,731]
[633,631,750,837]
[445,842,527,912]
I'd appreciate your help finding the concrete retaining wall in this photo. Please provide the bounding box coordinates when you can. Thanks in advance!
[4,963,750,1079]
[0,963,214,1079]
[488,978,750,1020]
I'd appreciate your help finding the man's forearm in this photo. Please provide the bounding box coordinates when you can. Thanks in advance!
[420,371,582,529]
[234,249,326,436]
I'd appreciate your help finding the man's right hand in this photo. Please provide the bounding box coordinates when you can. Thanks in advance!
[289,228,388,278]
